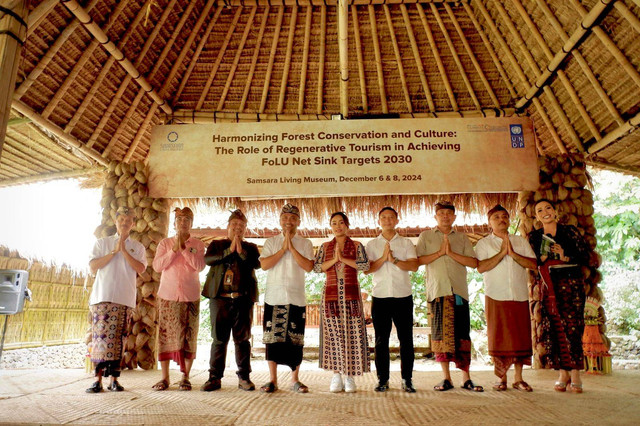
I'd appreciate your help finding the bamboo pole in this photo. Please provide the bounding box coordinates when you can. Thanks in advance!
[472,0,566,154]
[101,90,146,157]
[569,0,640,89]
[586,159,640,176]
[260,7,285,113]
[339,0,349,117]
[417,3,457,110]
[510,0,599,140]
[277,7,299,114]
[12,100,109,166]
[239,7,270,112]
[196,7,243,110]
[351,6,368,113]
[317,6,327,114]
[444,3,499,108]
[368,5,388,114]
[2,139,62,172]
[534,0,623,127]
[125,104,158,162]
[174,7,223,104]
[297,7,313,115]
[217,0,458,5]
[614,2,640,34]
[60,0,172,115]
[8,126,87,169]
[41,0,132,120]
[400,4,433,112]
[0,0,27,160]
[431,3,481,110]
[0,167,106,188]
[588,109,640,154]
[165,107,516,123]
[7,117,30,126]
[218,7,258,112]
[383,5,412,112]
[26,0,59,36]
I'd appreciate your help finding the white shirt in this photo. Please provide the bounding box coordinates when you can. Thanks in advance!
[260,233,314,307]
[416,228,475,302]
[475,233,535,302]
[89,234,147,308]
[365,233,417,298]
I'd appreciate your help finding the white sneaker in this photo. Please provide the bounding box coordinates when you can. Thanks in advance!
[344,376,357,393]
[330,373,344,392]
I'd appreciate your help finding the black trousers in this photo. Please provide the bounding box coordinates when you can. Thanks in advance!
[372,295,414,382]
[208,297,253,380]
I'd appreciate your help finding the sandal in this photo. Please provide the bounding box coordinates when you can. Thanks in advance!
[260,381,278,393]
[179,378,192,391]
[568,382,583,393]
[434,379,454,391]
[512,381,533,392]
[554,381,568,392]
[462,380,484,392]
[152,379,169,391]
[493,382,508,391]
[292,381,309,393]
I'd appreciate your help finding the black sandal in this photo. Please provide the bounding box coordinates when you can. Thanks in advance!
[260,381,278,393]
[85,381,103,393]
[434,379,454,391]
[462,380,484,392]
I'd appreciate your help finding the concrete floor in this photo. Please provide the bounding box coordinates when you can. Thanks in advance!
[1,358,640,425]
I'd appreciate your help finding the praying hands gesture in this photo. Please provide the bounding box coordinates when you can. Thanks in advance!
[229,235,244,254]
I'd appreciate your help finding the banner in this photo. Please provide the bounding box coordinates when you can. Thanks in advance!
[148,117,538,198]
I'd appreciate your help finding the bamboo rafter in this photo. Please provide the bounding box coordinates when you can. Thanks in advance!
[26,0,59,36]
[400,4,434,112]
[2,138,61,172]
[239,7,270,112]
[317,6,327,114]
[260,7,285,113]
[218,7,259,112]
[614,2,640,34]
[196,7,244,110]
[217,0,460,4]
[0,167,105,188]
[298,7,313,115]
[60,0,172,114]
[352,6,369,113]
[588,109,640,154]
[533,0,623,127]
[384,5,413,112]
[339,0,349,117]
[278,6,298,114]
[368,5,388,113]
[7,127,87,169]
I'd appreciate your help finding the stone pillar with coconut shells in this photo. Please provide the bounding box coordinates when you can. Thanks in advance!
[93,161,169,370]
[517,153,610,373]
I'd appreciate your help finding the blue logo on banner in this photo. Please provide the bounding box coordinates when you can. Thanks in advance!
[510,124,524,148]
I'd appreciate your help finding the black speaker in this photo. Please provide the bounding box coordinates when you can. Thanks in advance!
[0,270,29,315]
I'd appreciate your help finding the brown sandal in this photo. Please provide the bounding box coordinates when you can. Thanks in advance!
[152,379,169,391]
[179,378,192,391]
[512,381,533,392]
[493,382,507,391]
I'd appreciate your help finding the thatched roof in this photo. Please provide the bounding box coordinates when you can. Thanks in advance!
[3,0,640,212]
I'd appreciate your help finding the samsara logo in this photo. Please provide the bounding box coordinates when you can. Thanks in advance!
[161,131,183,151]
[167,131,178,142]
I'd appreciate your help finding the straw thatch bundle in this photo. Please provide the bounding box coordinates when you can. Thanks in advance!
[517,153,606,368]
[94,160,168,370]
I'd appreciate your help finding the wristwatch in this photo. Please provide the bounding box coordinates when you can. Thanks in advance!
[393,257,400,265]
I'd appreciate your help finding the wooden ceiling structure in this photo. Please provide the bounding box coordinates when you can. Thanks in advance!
[1,0,640,196]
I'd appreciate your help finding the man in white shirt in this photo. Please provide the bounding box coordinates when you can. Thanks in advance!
[365,207,418,393]
[476,204,537,392]
[417,201,481,392]
[259,203,314,393]
[86,206,147,393]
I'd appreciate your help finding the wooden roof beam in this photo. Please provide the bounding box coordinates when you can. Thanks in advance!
[444,3,499,108]
[8,125,88,169]
[368,5,388,114]
[570,0,640,89]
[2,137,63,172]
[297,7,313,115]
[60,0,172,115]
[401,5,434,112]
[493,0,584,152]
[196,7,244,110]
[417,3,457,110]
[218,7,259,112]
[317,6,327,114]
[510,0,600,141]
[472,0,562,155]
[173,7,224,105]
[260,7,285,114]
[352,6,369,114]
[0,167,105,188]
[277,7,299,114]
[12,100,108,166]
[534,0,623,127]
[614,2,640,34]
[26,0,58,36]
[339,0,349,117]
[238,7,270,112]
[587,159,640,176]
[588,109,640,154]
[215,0,464,5]
[384,5,412,112]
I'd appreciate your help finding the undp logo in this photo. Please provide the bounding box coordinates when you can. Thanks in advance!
[509,124,524,148]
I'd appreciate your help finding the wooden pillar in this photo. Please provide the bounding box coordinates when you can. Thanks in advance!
[0,0,27,160]
[94,161,169,370]
[338,0,348,118]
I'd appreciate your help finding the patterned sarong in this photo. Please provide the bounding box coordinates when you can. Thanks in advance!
[430,295,472,370]
[158,298,199,374]
[89,302,129,377]
[263,303,306,369]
